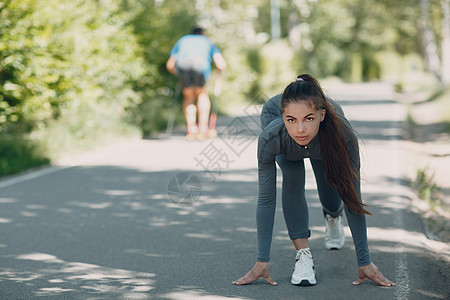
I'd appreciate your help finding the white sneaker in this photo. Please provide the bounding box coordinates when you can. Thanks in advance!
[324,214,345,249]
[291,248,316,286]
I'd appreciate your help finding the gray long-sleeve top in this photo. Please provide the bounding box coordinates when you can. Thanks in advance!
[256,94,371,267]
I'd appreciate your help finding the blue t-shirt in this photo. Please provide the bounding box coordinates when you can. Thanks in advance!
[170,35,221,80]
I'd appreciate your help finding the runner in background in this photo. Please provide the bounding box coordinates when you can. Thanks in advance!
[166,27,226,140]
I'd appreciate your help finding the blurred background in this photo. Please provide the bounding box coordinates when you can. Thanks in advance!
[0,0,449,178]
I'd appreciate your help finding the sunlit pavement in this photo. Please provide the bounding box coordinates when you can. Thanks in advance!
[0,83,449,299]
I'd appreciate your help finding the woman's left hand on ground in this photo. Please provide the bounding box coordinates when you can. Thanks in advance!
[352,262,395,287]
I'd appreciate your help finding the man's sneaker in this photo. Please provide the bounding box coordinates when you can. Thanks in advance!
[324,214,345,250]
[291,248,316,286]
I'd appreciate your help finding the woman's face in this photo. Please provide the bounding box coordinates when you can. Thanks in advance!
[282,101,325,146]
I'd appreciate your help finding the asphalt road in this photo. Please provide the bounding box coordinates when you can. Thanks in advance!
[0,82,449,299]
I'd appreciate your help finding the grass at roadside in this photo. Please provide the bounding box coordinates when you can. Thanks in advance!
[438,89,450,134]
[0,101,141,179]
[412,168,442,210]
[0,135,50,177]
[411,166,450,242]
[404,84,450,242]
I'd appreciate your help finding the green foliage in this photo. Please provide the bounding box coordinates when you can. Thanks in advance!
[0,0,144,167]
[0,134,50,177]
[0,0,144,132]
[433,87,450,134]
[412,168,442,209]
[260,41,296,96]
[245,47,264,100]
[274,0,435,82]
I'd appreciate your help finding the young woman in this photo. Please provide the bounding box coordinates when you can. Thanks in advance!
[232,74,395,287]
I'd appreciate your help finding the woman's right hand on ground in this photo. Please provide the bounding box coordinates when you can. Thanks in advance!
[352,262,395,287]
[232,262,278,286]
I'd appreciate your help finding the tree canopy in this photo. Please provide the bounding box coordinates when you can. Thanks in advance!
[0,0,447,141]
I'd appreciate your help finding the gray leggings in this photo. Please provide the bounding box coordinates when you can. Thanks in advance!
[276,155,345,240]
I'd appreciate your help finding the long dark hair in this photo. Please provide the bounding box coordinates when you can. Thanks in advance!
[281,74,371,215]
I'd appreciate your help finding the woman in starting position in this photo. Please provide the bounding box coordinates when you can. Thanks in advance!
[233,74,395,287]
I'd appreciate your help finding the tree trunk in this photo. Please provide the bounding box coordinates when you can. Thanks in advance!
[419,0,442,82]
[287,2,301,51]
[442,0,450,85]
[271,0,281,41]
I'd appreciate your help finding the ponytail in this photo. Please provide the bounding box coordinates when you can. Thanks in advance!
[319,100,371,215]
[282,74,371,215]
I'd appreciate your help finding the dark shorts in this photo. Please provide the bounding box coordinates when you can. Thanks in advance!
[176,57,207,87]
[179,70,206,87]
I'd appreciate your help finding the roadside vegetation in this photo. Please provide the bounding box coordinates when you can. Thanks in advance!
[0,134,49,177]
[404,83,450,242]
[413,168,442,209]
[412,164,450,242]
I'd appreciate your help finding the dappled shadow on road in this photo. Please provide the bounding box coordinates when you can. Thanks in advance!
[0,165,269,299]
[351,120,407,141]
[408,121,450,143]
[0,162,448,299]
